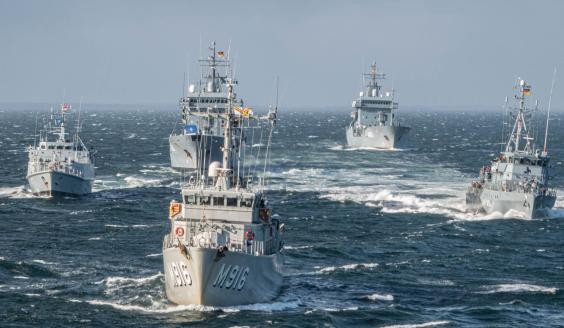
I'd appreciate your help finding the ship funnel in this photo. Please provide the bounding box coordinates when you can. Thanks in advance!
[208,161,222,177]
[188,84,195,93]
[360,92,364,97]
[206,81,214,92]
[371,89,377,97]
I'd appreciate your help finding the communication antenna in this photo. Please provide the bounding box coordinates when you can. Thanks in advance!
[262,77,279,189]
[33,112,39,148]
[543,67,557,153]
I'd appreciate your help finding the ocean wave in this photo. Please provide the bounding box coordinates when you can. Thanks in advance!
[96,273,164,288]
[145,253,162,257]
[381,321,450,328]
[284,245,313,250]
[0,185,46,199]
[363,293,394,301]
[124,176,165,188]
[104,224,154,229]
[77,298,300,314]
[478,283,557,294]
[32,259,57,265]
[313,262,378,274]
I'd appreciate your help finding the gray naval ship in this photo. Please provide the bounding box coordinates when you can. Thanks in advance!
[27,104,95,196]
[466,78,556,218]
[163,79,284,306]
[169,42,244,171]
[346,62,410,149]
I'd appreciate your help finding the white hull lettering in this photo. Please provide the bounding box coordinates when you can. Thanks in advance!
[213,264,231,287]
[213,264,250,290]
[169,262,192,287]
[236,267,250,290]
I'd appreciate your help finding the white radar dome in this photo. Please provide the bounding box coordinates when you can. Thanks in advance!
[208,161,222,177]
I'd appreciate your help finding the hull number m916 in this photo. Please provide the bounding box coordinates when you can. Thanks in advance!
[212,264,250,290]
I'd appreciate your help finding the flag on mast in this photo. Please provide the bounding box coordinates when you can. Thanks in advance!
[62,103,72,111]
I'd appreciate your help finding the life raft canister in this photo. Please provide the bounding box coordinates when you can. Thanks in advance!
[175,226,185,237]
[169,201,181,218]
[245,228,255,241]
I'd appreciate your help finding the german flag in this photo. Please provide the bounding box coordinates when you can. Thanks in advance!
[523,87,531,96]
[217,51,225,58]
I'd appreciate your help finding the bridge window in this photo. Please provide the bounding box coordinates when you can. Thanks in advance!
[48,145,55,149]
[242,199,253,207]
[56,146,63,149]
[213,196,224,206]
[184,195,196,205]
[199,196,210,206]
[226,198,238,207]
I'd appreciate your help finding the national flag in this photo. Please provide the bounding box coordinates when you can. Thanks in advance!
[523,87,531,96]
[217,51,225,58]
[235,107,253,118]
[62,103,71,111]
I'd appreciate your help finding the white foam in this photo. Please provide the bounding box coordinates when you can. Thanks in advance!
[32,259,56,265]
[381,321,451,328]
[284,245,313,250]
[479,283,557,294]
[81,299,215,313]
[313,262,378,274]
[145,253,162,257]
[364,293,394,301]
[0,185,43,199]
[124,176,164,188]
[105,224,129,228]
[97,273,163,288]
[78,299,299,314]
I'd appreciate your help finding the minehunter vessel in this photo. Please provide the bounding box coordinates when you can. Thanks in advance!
[346,62,410,149]
[27,104,95,196]
[466,78,556,218]
[163,79,284,306]
[169,42,244,171]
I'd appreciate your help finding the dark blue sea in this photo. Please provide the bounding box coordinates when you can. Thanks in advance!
[1,107,563,327]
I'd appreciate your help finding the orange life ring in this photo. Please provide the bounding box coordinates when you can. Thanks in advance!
[175,227,185,237]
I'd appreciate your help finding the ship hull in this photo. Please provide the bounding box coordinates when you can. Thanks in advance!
[346,125,410,149]
[27,170,93,196]
[163,242,283,306]
[466,188,556,219]
[169,134,224,171]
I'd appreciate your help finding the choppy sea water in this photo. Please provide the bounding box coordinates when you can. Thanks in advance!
[1,107,563,327]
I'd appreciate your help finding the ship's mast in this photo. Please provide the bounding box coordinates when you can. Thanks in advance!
[505,79,533,154]
[216,79,235,190]
[58,104,67,142]
[364,62,385,97]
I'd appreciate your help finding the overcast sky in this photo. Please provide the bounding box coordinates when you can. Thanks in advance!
[1,0,563,109]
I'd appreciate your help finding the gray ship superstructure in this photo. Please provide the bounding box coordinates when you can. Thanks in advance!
[170,42,244,171]
[27,104,95,196]
[466,78,556,218]
[346,63,410,149]
[163,79,284,306]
